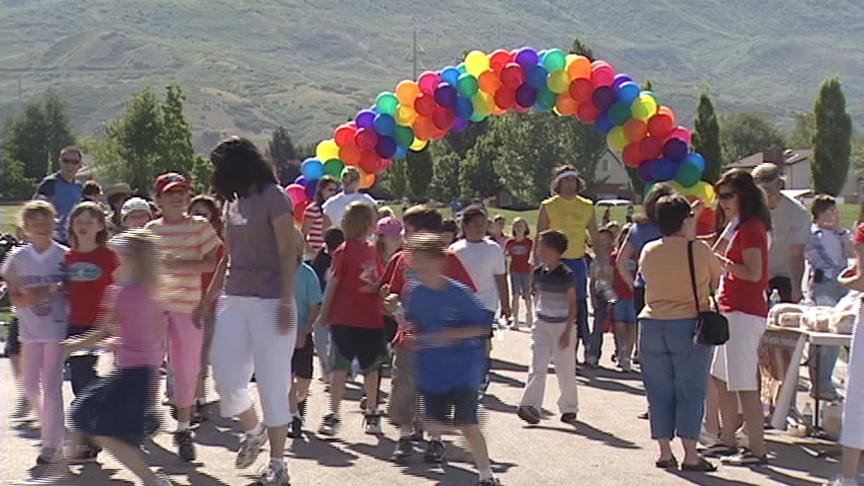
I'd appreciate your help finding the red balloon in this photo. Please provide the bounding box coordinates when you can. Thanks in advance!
[648,110,676,139]
[418,71,440,96]
[622,143,643,167]
[576,101,600,123]
[334,123,357,147]
[489,49,513,72]
[500,63,525,90]
[569,78,593,102]
[413,116,436,140]
[591,65,615,87]
[414,93,437,117]
[355,127,378,151]
[340,143,361,166]
[359,150,381,174]
[664,126,692,145]
[432,107,455,130]
[494,88,517,110]
[639,136,664,160]
[623,119,648,142]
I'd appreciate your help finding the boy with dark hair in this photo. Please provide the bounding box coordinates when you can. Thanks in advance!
[404,233,499,485]
[310,227,345,380]
[517,229,580,426]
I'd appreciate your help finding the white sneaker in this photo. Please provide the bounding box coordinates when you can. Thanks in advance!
[699,425,720,447]
[235,427,268,469]
[258,460,291,485]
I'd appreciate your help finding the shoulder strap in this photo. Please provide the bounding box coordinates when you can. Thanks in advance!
[687,240,700,314]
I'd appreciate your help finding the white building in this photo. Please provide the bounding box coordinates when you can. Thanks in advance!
[727,149,859,199]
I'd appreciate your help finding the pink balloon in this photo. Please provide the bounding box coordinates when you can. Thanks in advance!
[664,126,692,145]
[284,184,307,208]
[591,65,615,87]
[418,71,441,96]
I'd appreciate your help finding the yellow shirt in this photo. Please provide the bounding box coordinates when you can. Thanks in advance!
[639,237,723,320]
[541,194,593,259]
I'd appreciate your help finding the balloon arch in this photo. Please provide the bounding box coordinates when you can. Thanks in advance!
[286,47,716,221]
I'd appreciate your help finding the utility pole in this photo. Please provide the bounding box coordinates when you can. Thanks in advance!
[412,28,418,80]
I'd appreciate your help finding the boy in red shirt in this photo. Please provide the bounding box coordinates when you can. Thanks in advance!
[318,202,386,436]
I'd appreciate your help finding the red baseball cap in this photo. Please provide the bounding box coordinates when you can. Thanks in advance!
[154,172,191,196]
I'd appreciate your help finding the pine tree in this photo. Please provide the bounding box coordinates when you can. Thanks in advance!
[692,90,723,183]
[268,126,298,184]
[98,89,163,193]
[159,86,199,179]
[406,147,434,199]
[812,77,852,195]
[387,157,409,198]
[429,151,461,202]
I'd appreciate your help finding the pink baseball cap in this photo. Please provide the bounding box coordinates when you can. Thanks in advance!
[376,216,403,237]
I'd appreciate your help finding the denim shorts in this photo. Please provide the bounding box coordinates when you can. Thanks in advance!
[510,271,531,300]
[613,299,637,324]
[420,386,480,425]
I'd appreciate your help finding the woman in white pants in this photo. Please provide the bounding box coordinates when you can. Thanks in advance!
[200,137,302,485]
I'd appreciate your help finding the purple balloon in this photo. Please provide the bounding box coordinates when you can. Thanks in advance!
[612,74,633,92]
[305,179,318,200]
[295,175,308,188]
[452,117,470,132]
[516,85,538,108]
[375,136,397,159]
[663,138,690,162]
[355,109,376,129]
[434,83,458,108]
[638,159,655,182]
[653,157,678,181]
[515,47,539,69]
[592,86,617,111]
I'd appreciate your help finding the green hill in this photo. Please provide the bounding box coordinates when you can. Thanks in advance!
[1,0,862,152]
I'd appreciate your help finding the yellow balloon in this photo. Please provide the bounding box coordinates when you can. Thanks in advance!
[409,138,428,152]
[395,105,417,126]
[547,70,570,94]
[606,127,629,152]
[698,181,717,206]
[464,50,490,77]
[316,139,340,161]
[565,54,578,67]
[473,92,493,116]
[631,94,658,121]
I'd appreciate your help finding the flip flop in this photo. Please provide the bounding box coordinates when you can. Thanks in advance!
[681,457,717,472]
[655,456,679,469]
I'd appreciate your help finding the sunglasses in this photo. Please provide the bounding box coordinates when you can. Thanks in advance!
[717,192,736,201]
[60,158,81,164]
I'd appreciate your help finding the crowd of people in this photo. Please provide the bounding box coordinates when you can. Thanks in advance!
[1,140,863,486]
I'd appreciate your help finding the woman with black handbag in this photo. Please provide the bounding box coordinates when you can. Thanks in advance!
[708,169,772,466]
[638,194,724,472]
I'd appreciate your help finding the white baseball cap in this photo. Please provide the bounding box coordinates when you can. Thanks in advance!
[121,197,153,219]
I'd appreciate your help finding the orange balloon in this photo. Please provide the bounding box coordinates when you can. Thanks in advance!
[413,116,436,141]
[340,144,361,166]
[395,80,421,106]
[359,170,377,189]
[566,55,592,80]
[623,118,648,142]
[555,93,578,116]
[478,70,501,94]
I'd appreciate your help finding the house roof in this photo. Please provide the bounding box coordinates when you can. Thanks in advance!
[727,149,813,169]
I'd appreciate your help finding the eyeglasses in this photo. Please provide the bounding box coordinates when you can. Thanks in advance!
[60,158,81,164]
[717,192,736,201]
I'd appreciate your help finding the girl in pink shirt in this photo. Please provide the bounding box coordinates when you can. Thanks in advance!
[65,229,170,486]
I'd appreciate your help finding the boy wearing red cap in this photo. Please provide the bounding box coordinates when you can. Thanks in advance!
[146,172,221,462]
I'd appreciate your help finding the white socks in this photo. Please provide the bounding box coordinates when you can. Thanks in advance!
[176,420,190,432]
[247,423,265,437]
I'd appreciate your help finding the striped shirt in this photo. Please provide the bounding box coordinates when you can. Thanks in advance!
[146,216,220,313]
[304,203,325,256]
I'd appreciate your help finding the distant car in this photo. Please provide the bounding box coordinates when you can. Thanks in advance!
[596,199,632,207]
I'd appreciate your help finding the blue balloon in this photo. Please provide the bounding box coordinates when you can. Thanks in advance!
[373,113,396,136]
[305,179,318,200]
[355,110,375,129]
[685,153,706,172]
[294,175,308,187]
[638,159,654,182]
[441,66,461,86]
[612,74,633,91]
[664,138,689,162]
[452,117,470,133]
[376,136,397,159]
[526,65,549,90]
[435,84,458,108]
[300,158,325,181]
[616,82,641,105]
[394,146,408,160]
[652,157,678,182]
[455,97,474,119]
[595,113,615,135]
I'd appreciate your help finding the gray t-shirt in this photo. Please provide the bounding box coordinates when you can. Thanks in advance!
[768,194,810,278]
[0,242,68,342]
[224,184,294,298]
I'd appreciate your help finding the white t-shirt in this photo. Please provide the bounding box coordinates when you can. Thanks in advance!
[321,191,377,228]
[768,194,811,278]
[449,238,506,312]
[0,242,68,343]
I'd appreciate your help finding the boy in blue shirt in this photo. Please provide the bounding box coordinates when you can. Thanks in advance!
[289,257,323,438]
[404,234,500,486]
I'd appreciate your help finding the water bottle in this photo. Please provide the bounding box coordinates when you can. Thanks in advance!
[769,288,781,308]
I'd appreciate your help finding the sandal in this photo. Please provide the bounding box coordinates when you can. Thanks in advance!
[721,450,768,466]
[655,456,678,469]
[701,444,738,457]
[681,457,717,472]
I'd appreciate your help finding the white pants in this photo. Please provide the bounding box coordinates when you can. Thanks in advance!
[210,295,297,427]
[841,300,864,449]
[519,320,579,414]
[710,311,767,392]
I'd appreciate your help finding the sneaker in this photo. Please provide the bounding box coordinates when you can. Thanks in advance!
[825,474,859,486]
[410,428,424,442]
[68,443,100,464]
[12,396,30,419]
[191,401,208,425]
[391,437,414,462]
[620,358,632,373]
[424,439,446,463]
[359,396,367,410]
[364,412,382,435]
[478,478,502,486]
[289,416,303,439]
[698,426,720,448]
[174,430,196,462]
[318,413,341,437]
[146,473,173,486]
[36,447,62,465]
[257,460,291,485]
[560,413,578,425]
[721,450,768,466]
[235,427,268,469]
[517,406,541,425]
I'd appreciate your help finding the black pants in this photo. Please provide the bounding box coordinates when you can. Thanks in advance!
[67,327,99,397]
[768,276,794,303]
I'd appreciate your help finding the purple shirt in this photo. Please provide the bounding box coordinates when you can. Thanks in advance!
[109,283,167,369]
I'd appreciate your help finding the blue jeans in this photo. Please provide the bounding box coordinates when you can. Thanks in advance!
[588,295,609,361]
[563,258,590,357]
[640,318,712,440]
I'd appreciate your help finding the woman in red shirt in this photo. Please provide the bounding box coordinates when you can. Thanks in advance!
[707,169,771,466]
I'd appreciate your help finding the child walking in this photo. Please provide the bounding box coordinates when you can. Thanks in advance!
[1,201,68,465]
[318,202,386,436]
[517,230,580,426]
[146,172,221,462]
[310,227,345,378]
[586,227,615,367]
[64,202,119,461]
[65,229,171,486]
[289,257,323,438]
[611,224,638,371]
[404,233,500,485]
[505,217,533,328]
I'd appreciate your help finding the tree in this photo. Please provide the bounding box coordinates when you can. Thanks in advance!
[461,129,502,200]
[159,86,203,187]
[720,112,786,162]
[0,157,33,200]
[442,120,489,158]
[2,91,76,183]
[429,151,461,202]
[570,38,594,60]
[268,126,298,185]
[812,77,852,195]
[788,112,816,149]
[387,157,409,199]
[405,147,434,199]
[692,90,723,183]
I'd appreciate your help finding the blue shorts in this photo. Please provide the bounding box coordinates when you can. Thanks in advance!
[420,387,480,425]
[510,271,531,300]
[562,257,588,299]
[613,299,637,324]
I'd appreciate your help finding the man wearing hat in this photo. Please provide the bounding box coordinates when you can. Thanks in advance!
[752,163,810,303]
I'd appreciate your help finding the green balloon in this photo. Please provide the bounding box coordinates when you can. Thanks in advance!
[542,49,566,71]
[375,92,399,115]
[457,74,479,98]
[608,102,632,125]
[469,112,487,122]
[675,161,701,187]
[323,158,345,177]
[537,88,557,110]
[394,125,415,148]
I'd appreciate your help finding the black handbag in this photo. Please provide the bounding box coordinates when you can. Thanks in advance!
[687,240,729,346]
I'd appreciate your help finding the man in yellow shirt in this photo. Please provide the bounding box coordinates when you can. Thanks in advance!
[537,166,599,365]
